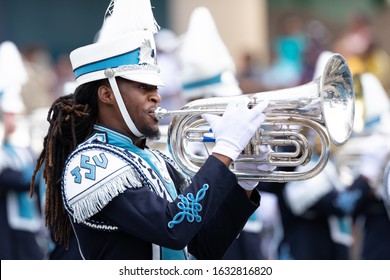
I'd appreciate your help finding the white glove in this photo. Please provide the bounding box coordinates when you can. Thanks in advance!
[235,144,276,191]
[237,180,260,191]
[359,133,390,186]
[202,98,268,161]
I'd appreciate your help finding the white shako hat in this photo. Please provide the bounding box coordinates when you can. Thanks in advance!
[178,7,242,101]
[0,41,28,114]
[69,0,163,137]
[70,0,163,87]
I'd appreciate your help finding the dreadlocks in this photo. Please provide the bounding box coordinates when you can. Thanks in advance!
[30,80,104,247]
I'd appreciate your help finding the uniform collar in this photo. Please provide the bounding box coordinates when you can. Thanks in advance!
[93,124,146,150]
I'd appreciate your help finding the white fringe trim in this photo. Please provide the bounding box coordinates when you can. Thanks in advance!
[71,169,142,223]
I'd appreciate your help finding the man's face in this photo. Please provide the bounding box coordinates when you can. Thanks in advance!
[116,78,162,139]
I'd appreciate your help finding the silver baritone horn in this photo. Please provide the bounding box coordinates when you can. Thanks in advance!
[155,53,355,182]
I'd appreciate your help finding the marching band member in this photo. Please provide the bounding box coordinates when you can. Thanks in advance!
[0,41,45,259]
[30,0,272,260]
[335,70,390,259]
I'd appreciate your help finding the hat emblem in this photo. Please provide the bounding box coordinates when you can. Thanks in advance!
[139,39,156,66]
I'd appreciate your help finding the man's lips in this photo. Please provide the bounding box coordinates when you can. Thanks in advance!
[148,107,159,122]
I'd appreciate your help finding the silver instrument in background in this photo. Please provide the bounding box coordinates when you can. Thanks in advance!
[155,53,355,182]
[333,72,390,187]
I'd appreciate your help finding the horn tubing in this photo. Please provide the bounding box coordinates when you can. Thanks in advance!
[161,53,352,183]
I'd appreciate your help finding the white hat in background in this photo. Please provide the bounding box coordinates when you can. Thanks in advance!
[155,28,181,54]
[0,41,28,114]
[0,86,26,114]
[63,81,78,95]
[69,0,163,137]
[178,7,242,101]
[360,72,390,130]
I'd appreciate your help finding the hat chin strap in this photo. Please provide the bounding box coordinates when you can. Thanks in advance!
[106,75,144,138]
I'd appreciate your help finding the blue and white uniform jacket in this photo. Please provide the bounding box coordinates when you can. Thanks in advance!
[62,125,260,260]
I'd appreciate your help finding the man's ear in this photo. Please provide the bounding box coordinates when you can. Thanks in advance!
[97,85,115,105]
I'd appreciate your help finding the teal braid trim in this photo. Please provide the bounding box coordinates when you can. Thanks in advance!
[168,184,209,228]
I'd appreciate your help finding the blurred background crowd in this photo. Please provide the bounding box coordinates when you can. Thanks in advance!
[1,0,390,260]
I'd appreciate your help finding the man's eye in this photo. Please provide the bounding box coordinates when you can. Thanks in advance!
[139,85,158,92]
[139,85,148,91]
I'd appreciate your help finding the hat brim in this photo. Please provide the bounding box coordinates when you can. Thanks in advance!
[119,73,165,87]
